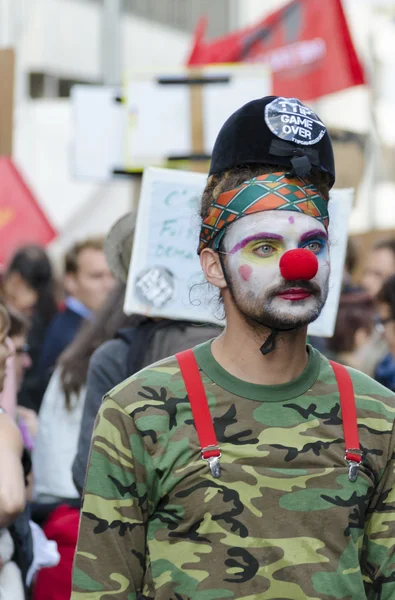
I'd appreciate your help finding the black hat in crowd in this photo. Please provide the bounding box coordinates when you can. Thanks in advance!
[209,96,335,189]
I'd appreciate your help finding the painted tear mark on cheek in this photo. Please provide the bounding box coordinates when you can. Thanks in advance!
[288,216,295,224]
[239,264,253,281]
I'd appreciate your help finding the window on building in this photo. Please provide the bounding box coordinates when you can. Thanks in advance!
[29,73,98,99]
[79,0,232,36]
[124,0,231,36]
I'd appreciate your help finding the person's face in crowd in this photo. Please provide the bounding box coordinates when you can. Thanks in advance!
[205,210,330,330]
[3,273,38,317]
[378,301,395,356]
[363,248,395,298]
[10,334,32,390]
[65,248,115,313]
[0,320,11,392]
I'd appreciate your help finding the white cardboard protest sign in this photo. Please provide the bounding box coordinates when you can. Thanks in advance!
[71,67,270,180]
[125,167,353,338]
[71,85,125,181]
[124,167,212,323]
[125,66,270,169]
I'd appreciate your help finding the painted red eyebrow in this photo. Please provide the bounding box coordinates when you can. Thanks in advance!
[300,229,328,242]
[229,233,283,255]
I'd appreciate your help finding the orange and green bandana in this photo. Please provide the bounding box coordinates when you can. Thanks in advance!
[198,172,329,254]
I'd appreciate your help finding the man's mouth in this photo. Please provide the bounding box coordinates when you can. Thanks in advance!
[276,288,313,301]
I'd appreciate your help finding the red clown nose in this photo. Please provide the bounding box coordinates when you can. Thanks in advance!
[280,249,319,281]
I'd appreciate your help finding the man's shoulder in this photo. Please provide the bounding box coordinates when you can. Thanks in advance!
[346,365,395,399]
[338,364,395,423]
[106,353,184,410]
[90,338,129,368]
[47,307,83,333]
[317,351,394,403]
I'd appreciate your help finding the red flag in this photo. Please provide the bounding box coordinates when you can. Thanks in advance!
[187,0,365,100]
[0,157,56,267]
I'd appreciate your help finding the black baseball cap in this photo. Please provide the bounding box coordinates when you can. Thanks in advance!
[209,95,335,188]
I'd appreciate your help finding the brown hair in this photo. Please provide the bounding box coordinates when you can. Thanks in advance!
[345,238,358,275]
[327,292,375,354]
[200,164,332,222]
[377,274,395,310]
[5,244,58,325]
[8,308,30,339]
[373,238,395,260]
[0,302,10,335]
[64,236,105,275]
[58,282,140,409]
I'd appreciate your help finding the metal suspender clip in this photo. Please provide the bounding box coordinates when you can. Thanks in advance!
[345,448,363,482]
[201,446,222,478]
[329,360,362,484]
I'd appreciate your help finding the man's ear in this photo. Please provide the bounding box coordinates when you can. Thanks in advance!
[200,249,227,289]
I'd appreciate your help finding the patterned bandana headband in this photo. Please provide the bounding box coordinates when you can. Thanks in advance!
[198,172,329,254]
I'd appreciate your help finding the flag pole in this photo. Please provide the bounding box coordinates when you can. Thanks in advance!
[366,19,381,232]
[101,0,123,85]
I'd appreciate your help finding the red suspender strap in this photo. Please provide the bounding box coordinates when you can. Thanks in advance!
[329,360,362,480]
[176,350,221,468]
[176,351,361,481]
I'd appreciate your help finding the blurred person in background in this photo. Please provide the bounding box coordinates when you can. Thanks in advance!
[342,238,363,294]
[38,236,114,391]
[1,245,58,414]
[0,335,18,418]
[32,282,136,600]
[33,282,135,508]
[32,211,220,600]
[0,410,26,600]
[8,309,32,391]
[356,239,395,378]
[362,238,395,298]
[326,292,375,368]
[8,309,38,448]
[72,213,221,495]
[375,274,395,391]
[2,245,56,319]
[0,302,26,600]
[2,308,56,599]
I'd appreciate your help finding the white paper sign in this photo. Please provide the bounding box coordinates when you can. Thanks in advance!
[125,167,353,338]
[71,85,125,181]
[124,167,219,323]
[125,66,270,169]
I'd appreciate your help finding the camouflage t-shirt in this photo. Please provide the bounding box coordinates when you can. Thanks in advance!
[72,342,395,600]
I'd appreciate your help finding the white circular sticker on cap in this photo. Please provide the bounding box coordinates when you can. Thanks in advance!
[265,97,326,146]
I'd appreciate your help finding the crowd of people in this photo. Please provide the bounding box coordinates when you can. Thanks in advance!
[2,98,395,599]
[0,218,220,598]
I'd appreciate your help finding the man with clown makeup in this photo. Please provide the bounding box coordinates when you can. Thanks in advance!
[72,97,395,600]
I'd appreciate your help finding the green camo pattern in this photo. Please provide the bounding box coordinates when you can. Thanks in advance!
[72,343,395,600]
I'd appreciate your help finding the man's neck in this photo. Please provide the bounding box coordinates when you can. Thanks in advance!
[211,321,309,386]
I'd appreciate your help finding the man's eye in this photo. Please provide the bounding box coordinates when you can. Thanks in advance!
[254,244,275,257]
[305,241,323,254]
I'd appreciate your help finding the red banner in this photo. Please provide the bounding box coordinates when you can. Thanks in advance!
[187,0,365,101]
[0,157,56,268]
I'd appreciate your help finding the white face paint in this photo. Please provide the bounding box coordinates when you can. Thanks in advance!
[222,210,330,329]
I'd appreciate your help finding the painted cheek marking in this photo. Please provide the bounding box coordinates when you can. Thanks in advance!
[288,216,295,224]
[239,264,253,281]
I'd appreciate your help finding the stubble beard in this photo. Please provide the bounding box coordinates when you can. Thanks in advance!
[227,274,329,334]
